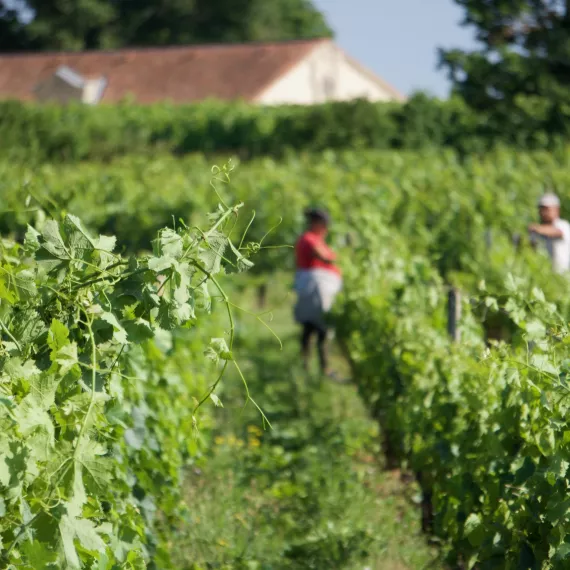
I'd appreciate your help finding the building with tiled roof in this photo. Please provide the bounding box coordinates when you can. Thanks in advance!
[0,39,405,105]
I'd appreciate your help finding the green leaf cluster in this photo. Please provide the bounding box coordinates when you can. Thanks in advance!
[335,213,570,568]
[2,95,561,165]
[0,0,331,52]
[0,173,254,568]
[7,146,570,280]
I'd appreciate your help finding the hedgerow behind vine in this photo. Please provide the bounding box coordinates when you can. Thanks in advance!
[0,165,260,569]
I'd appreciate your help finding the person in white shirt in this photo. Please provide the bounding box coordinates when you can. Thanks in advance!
[528,193,570,273]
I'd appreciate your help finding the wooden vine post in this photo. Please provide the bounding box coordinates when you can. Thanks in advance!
[447,287,461,343]
[257,282,267,308]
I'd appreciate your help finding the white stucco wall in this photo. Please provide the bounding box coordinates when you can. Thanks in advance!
[83,78,107,104]
[256,41,402,105]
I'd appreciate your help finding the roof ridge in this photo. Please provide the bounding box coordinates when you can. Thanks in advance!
[0,38,330,59]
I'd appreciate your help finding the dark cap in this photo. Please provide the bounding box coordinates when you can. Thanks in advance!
[304,207,330,225]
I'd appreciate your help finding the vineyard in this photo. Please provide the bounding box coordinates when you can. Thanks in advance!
[2,146,570,568]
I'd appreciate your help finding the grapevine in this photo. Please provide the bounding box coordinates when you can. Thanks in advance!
[4,146,570,567]
[335,212,570,568]
[0,166,260,569]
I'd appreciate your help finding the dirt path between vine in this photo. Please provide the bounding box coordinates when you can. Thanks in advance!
[171,276,444,569]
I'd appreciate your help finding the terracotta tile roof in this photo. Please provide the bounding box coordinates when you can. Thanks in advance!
[0,39,328,103]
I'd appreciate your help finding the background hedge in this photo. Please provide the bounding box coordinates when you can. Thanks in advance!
[1,93,568,162]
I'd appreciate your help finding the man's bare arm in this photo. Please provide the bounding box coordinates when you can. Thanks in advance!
[528,224,564,239]
[313,243,336,263]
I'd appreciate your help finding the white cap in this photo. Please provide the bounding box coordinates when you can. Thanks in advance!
[538,192,560,207]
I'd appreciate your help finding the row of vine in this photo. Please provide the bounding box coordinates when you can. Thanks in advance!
[0,166,264,569]
[335,213,570,568]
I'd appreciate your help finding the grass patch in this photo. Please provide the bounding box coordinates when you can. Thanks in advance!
[170,274,443,570]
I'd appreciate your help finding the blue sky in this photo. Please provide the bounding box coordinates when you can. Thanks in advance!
[312,0,479,98]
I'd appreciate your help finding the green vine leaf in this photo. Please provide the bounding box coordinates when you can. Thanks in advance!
[0,165,258,568]
[205,338,233,363]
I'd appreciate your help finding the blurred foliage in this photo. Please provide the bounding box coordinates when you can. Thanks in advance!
[0,0,331,52]
[3,94,570,164]
[441,1,570,144]
[3,146,570,278]
[335,206,570,568]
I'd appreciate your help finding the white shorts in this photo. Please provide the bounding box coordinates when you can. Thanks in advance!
[293,269,343,328]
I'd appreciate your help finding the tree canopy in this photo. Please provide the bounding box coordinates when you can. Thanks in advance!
[0,0,333,52]
[441,0,570,112]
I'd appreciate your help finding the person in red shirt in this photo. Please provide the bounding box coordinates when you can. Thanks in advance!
[294,208,342,376]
